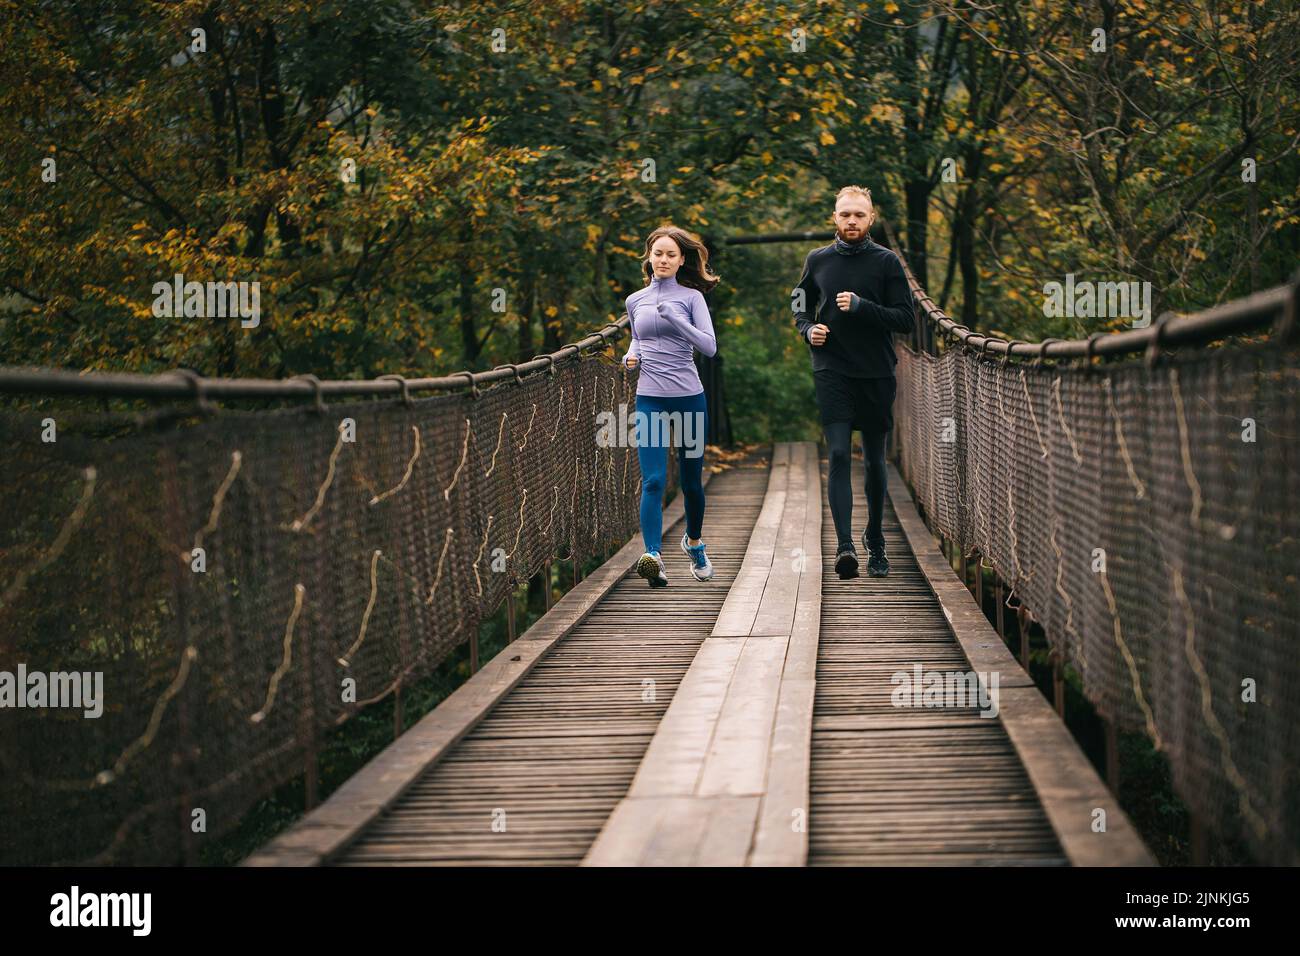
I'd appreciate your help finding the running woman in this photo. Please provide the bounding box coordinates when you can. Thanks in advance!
[621,225,719,588]
[792,186,915,579]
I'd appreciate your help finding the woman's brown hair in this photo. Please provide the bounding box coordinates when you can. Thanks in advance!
[641,225,721,293]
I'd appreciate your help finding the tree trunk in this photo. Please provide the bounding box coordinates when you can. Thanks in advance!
[458,220,479,366]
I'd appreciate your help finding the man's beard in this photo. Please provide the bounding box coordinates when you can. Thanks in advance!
[836,225,869,243]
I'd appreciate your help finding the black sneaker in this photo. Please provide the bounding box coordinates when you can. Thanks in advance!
[834,546,859,579]
[867,547,890,577]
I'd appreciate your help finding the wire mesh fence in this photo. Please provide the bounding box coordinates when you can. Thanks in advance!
[0,345,671,865]
[895,296,1300,865]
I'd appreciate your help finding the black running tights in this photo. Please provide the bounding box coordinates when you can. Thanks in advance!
[825,423,888,552]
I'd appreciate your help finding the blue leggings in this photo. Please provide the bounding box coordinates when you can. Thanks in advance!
[635,391,708,555]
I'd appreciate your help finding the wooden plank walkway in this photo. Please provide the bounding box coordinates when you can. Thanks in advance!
[246,451,770,866]
[247,440,1152,867]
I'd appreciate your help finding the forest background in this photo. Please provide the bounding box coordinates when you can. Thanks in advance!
[3,0,1298,443]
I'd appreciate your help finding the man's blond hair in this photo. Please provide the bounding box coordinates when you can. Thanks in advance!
[835,184,873,204]
[833,185,875,225]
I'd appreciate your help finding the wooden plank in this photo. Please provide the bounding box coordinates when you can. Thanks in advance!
[696,796,762,866]
[638,798,713,866]
[697,634,787,796]
[784,442,824,682]
[750,678,815,866]
[243,469,715,866]
[583,794,761,867]
[623,637,745,798]
[751,442,822,866]
[885,463,1154,866]
[583,796,689,866]
[750,443,807,636]
[711,445,789,637]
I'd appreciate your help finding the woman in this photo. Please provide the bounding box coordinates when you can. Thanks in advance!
[621,225,719,588]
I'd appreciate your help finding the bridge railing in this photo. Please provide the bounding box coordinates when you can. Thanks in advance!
[0,317,672,865]
[882,220,1300,864]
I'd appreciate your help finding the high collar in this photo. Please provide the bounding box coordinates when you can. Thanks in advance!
[650,272,681,288]
[833,234,872,255]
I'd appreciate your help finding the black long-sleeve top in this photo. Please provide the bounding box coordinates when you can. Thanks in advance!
[791,240,916,378]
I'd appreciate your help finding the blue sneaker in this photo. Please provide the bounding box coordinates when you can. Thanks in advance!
[680,533,714,581]
[637,551,668,588]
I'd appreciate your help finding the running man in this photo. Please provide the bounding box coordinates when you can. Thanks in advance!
[621,225,719,587]
[791,185,915,579]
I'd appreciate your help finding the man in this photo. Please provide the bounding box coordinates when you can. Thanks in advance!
[791,185,915,579]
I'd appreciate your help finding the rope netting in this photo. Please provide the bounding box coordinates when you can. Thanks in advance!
[0,345,672,864]
[895,294,1300,864]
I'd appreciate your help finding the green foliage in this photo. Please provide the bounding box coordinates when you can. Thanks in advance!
[4,1,1296,381]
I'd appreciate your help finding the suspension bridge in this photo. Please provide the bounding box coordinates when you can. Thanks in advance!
[2,229,1297,867]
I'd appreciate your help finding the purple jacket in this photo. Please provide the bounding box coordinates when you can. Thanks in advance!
[620,274,717,397]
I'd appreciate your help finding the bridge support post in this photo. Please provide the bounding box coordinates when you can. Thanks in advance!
[1190,814,1209,864]
[1103,716,1120,794]
[958,549,968,591]
[995,581,1005,639]
[1052,652,1065,718]
[395,559,410,739]
[177,675,197,866]
[301,622,319,811]
[507,588,517,643]
[1016,606,1030,671]
[543,561,553,611]
[304,743,319,812]
[974,554,984,610]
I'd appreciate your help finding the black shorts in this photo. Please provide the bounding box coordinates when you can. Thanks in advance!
[813,369,897,433]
